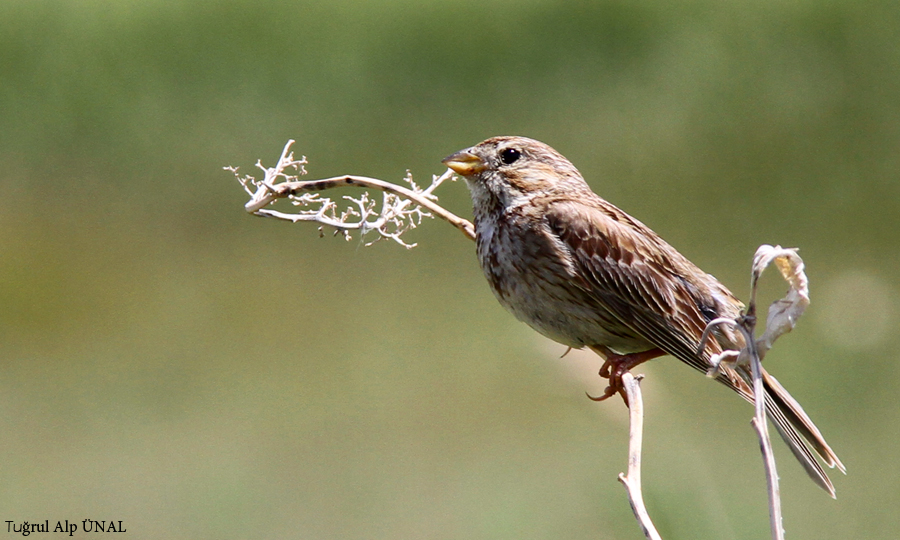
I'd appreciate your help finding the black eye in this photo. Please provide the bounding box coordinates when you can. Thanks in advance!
[499,147,521,165]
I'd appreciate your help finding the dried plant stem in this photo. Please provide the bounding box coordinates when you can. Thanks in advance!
[741,311,785,540]
[699,314,785,540]
[700,316,784,540]
[694,245,816,540]
[618,373,663,540]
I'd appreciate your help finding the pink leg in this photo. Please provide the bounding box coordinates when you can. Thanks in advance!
[587,346,665,403]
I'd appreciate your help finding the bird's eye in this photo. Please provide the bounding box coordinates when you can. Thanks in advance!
[499,147,521,165]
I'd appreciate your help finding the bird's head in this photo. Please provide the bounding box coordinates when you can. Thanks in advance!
[443,136,592,212]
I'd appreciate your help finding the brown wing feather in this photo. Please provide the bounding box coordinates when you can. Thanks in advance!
[543,198,732,362]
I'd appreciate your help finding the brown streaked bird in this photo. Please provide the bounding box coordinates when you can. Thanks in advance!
[443,136,845,496]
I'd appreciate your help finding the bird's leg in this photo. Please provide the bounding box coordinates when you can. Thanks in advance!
[587,346,665,403]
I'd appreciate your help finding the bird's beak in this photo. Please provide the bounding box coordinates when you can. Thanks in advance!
[442,149,486,176]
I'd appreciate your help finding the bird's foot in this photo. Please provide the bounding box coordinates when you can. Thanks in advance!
[587,347,665,404]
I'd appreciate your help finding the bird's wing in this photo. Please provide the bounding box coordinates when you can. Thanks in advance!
[543,197,733,376]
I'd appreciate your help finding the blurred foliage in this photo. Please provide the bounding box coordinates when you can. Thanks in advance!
[1,0,898,538]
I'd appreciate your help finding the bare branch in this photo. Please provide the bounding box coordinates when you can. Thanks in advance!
[618,373,663,540]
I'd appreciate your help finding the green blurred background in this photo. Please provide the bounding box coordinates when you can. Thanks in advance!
[2,0,898,538]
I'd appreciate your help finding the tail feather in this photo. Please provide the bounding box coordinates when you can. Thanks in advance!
[763,370,846,474]
[764,390,836,498]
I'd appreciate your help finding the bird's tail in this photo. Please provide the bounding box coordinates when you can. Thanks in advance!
[759,368,846,497]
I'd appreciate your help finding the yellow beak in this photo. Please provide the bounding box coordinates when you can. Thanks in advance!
[442,149,486,176]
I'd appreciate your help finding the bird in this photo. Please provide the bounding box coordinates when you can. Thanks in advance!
[442,136,845,496]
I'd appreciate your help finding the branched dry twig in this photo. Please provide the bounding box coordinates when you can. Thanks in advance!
[226,140,474,248]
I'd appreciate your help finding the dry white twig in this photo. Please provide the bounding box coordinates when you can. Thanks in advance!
[702,316,784,540]
[618,373,663,540]
[696,245,810,540]
[745,245,810,540]
[227,140,475,248]
[749,343,783,540]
